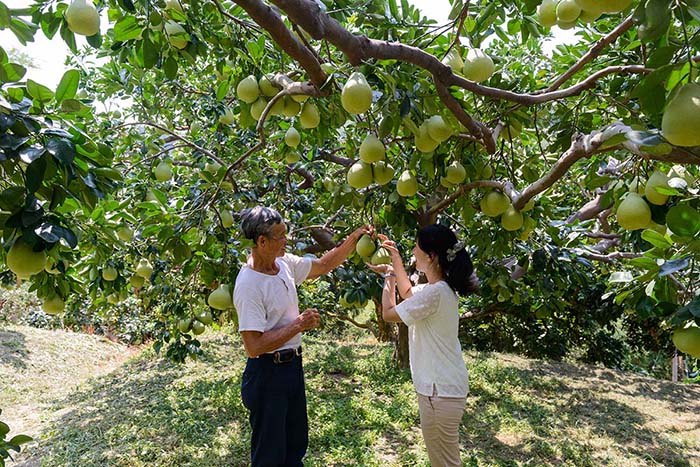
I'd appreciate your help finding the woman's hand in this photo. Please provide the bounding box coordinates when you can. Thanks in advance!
[377,234,400,259]
[366,262,394,276]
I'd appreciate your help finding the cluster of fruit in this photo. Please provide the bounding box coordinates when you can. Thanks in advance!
[616,166,696,231]
[536,0,631,29]
[355,234,392,266]
[480,191,536,234]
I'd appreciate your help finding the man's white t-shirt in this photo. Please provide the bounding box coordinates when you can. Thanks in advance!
[395,280,469,398]
[233,254,312,352]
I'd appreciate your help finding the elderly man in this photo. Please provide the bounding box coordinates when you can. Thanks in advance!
[233,206,372,467]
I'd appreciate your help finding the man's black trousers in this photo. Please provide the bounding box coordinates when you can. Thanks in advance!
[241,354,308,467]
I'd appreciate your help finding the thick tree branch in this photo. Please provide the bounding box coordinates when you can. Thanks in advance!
[434,78,494,152]
[228,0,326,86]
[574,249,643,263]
[542,16,635,92]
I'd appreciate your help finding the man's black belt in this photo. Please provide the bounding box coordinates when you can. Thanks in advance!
[260,346,302,364]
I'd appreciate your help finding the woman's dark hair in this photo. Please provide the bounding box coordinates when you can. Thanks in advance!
[417,224,478,296]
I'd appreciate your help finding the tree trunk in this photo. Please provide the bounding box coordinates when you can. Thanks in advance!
[394,323,410,368]
[373,300,395,342]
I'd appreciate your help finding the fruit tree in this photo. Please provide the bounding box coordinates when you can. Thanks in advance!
[1,0,700,367]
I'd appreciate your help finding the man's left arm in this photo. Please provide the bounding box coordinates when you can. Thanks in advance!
[306,225,372,280]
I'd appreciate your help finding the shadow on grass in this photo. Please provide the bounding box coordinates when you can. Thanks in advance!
[17,333,251,467]
[463,356,697,467]
[0,328,29,369]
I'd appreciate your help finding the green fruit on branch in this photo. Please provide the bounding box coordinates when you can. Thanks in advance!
[178,318,192,333]
[219,107,235,125]
[192,320,206,335]
[556,0,581,22]
[672,326,700,358]
[480,191,510,217]
[237,75,260,103]
[196,310,214,325]
[145,190,158,202]
[501,205,524,231]
[661,83,700,147]
[462,49,495,83]
[65,0,100,36]
[7,238,47,279]
[107,293,120,304]
[259,74,280,97]
[205,161,222,174]
[284,127,301,148]
[370,247,392,265]
[426,115,452,143]
[603,0,632,12]
[440,176,455,188]
[164,21,188,49]
[474,161,493,179]
[291,93,309,103]
[102,266,118,281]
[165,0,183,12]
[644,170,670,205]
[415,123,439,153]
[347,161,373,189]
[208,284,233,310]
[341,71,373,115]
[499,120,522,140]
[557,19,577,29]
[359,134,385,163]
[441,48,464,73]
[300,102,320,129]
[117,226,134,242]
[397,170,418,197]
[616,192,651,230]
[282,97,301,117]
[43,296,65,315]
[373,161,395,185]
[269,97,285,116]
[445,161,466,184]
[135,258,154,278]
[154,161,172,181]
[356,234,377,258]
[129,274,145,288]
[285,151,301,164]
[537,0,558,27]
[250,98,268,121]
[578,7,603,22]
[221,210,234,228]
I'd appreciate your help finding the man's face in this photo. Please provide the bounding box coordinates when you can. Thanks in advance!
[262,222,288,257]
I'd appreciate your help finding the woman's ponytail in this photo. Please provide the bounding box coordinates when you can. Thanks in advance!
[417,224,478,296]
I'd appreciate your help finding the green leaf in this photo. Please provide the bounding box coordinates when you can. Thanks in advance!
[55,69,80,103]
[142,35,159,69]
[113,15,143,42]
[666,204,700,237]
[46,138,76,165]
[8,434,32,446]
[637,0,672,41]
[216,79,229,101]
[164,56,178,80]
[26,79,54,103]
[0,62,26,83]
[628,256,660,270]
[25,156,47,194]
[641,229,673,249]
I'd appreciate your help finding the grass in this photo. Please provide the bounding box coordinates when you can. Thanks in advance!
[1,324,699,467]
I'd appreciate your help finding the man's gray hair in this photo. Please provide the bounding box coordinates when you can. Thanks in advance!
[240,206,283,243]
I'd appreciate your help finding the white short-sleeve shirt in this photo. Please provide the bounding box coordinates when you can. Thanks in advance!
[395,281,469,398]
[233,253,312,352]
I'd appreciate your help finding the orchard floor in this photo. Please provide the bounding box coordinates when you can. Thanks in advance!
[1,324,699,467]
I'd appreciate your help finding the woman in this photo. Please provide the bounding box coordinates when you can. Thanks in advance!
[366,224,478,467]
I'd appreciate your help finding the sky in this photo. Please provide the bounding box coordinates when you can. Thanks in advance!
[0,0,576,89]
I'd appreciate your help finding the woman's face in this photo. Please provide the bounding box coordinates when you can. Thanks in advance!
[413,242,433,273]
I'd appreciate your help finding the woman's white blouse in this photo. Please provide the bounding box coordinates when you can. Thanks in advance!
[395,281,469,397]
